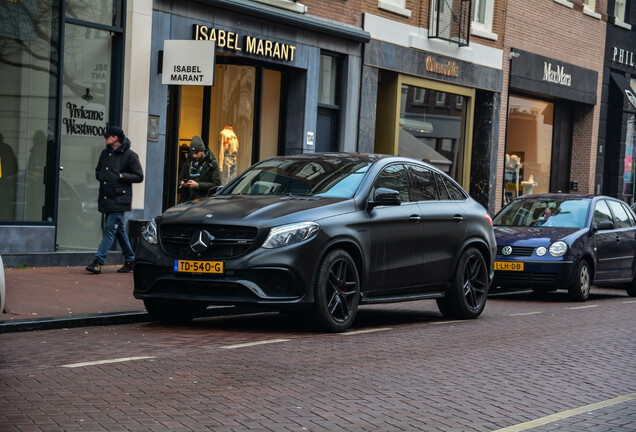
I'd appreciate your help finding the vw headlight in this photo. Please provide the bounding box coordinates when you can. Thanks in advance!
[536,247,547,256]
[142,218,158,245]
[549,241,567,257]
[262,222,319,249]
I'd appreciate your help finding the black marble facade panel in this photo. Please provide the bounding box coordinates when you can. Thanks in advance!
[284,68,307,155]
[357,65,379,154]
[470,90,500,214]
[364,40,502,93]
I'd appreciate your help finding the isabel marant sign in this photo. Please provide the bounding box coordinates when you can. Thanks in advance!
[162,40,216,85]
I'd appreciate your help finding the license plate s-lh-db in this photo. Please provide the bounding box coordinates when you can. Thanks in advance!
[494,261,524,271]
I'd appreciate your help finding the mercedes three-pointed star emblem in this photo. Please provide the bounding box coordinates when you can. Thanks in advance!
[190,230,215,253]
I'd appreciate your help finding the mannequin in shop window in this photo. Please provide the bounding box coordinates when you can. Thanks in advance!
[219,125,238,185]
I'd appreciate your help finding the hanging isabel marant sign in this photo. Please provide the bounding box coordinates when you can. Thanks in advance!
[509,48,597,105]
[193,25,297,63]
[162,40,216,85]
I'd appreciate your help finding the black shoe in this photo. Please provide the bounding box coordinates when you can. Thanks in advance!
[117,261,134,273]
[86,260,102,274]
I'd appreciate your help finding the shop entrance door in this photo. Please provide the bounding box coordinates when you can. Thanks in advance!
[165,63,282,208]
[56,24,113,250]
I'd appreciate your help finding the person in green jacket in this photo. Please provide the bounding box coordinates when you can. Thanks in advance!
[178,135,221,203]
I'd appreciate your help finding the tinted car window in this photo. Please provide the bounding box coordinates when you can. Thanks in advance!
[443,177,467,201]
[494,198,589,228]
[409,165,438,201]
[222,158,370,198]
[608,200,632,229]
[374,164,410,202]
[624,203,636,226]
[593,200,613,225]
[434,173,450,200]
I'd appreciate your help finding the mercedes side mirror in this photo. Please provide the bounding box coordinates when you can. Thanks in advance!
[368,188,401,210]
[207,185,223,196]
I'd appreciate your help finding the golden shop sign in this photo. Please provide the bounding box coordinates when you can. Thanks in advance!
[193,25,297,63]
[426,56,459,77]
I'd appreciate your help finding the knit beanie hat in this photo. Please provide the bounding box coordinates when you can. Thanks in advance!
[190,135,206,152]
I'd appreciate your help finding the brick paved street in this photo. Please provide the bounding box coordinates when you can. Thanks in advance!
[1,288,634,431]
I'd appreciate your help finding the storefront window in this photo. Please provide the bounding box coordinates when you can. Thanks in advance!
[66,0,122,27]
[259,69,281,160]
[0,0,57,222]
[398,84,465,180]
[504,95,554,203]
[622,114,635,204]
[208,64,255,185]
[176,85,204,202]
[57,24,112,250]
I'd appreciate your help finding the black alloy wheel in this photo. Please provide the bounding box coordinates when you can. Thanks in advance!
[312,249,360,332]
[626,278,636,297]
[437,247,488,319]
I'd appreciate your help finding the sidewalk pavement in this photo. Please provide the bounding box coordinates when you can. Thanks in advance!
[0,265,148,333]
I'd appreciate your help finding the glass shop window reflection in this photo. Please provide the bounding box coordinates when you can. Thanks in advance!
[397,84,465,181]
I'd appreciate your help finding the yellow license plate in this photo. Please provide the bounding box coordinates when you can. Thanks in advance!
[494,261,524,271]
[174,260,224,273]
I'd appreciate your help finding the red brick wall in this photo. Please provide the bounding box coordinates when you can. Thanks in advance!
[496,0,606,210]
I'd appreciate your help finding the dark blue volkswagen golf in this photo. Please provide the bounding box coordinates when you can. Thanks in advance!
[492,194,636,301]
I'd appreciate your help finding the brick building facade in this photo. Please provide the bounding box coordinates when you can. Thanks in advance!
[596,0,636,204]
[496,0,606,211]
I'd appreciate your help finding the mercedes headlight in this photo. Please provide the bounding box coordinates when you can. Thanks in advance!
[549,241,567,257]
[142,218,158,245]
[262,222,319,249]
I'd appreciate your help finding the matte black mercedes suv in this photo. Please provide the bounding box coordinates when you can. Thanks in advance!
[134,153,496,332]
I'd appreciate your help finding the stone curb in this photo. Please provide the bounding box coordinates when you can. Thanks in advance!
[0,306,248,333]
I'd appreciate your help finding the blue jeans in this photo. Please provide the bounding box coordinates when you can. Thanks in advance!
[93,212,135,265]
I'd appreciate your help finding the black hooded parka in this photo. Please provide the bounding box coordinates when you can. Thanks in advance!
[95,137,144,213]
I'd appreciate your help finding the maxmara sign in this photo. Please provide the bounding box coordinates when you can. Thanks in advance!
[509,48,597,105]
[192,25,297,63]
[542,62,572,87]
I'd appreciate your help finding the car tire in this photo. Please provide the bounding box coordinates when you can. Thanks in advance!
[143,299,204,323]
[311,249,360,332]
[625,279,636,297]
[437,247,488,319]
[568,259,591,302]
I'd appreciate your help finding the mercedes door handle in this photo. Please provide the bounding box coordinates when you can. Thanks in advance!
[409,215,421,223]
[453,215,464,223]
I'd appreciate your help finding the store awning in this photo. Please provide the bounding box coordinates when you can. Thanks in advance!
[611,72,636,109]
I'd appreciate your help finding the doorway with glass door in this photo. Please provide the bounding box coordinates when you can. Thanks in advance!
[167,61,282,207]
[57,23,117,251]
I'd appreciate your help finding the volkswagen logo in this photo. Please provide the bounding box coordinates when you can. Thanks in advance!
[190,230,215,253]
[502,245,512,256]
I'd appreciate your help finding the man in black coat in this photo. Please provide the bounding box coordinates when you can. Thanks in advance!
[178,135,221,203]
[86,126,144,274]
